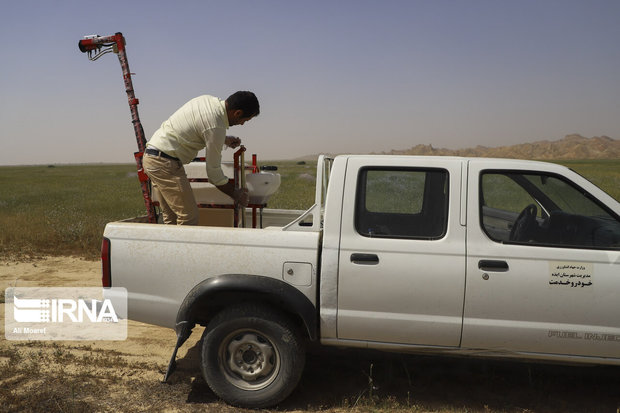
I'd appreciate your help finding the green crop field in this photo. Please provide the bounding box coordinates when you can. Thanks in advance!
[0,159,618,260]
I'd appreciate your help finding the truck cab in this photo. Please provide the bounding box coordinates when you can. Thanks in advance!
[320,156,620,362]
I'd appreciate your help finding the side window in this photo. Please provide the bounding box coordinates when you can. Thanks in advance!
[480,171,620,249]
[355,168,448,240]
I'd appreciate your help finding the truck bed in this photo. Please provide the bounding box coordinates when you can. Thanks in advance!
[104,212,320,328]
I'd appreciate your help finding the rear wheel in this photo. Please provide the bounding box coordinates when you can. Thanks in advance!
[201,303,305,408]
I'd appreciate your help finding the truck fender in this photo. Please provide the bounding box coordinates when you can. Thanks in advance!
[175,273,317,344]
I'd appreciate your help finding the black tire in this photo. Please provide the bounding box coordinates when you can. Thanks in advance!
[200,303,305,408]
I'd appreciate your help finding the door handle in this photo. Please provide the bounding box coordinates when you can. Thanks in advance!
[478,260,509,272]
[351,253,379,265]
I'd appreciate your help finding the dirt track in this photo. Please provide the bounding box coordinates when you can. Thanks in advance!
[1,257,620,413]
[0,257,242,412]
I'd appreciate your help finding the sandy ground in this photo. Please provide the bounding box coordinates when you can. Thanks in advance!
[0,257,245,412]
[0,256,181,363]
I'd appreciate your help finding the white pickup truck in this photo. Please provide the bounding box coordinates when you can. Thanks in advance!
[102,155,620,408]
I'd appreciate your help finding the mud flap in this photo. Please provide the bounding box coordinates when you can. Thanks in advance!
[162,321,193,382]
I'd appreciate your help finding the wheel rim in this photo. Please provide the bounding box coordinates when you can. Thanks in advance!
[218,329,280,391]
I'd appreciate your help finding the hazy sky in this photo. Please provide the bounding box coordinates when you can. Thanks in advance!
[1,0,619,165]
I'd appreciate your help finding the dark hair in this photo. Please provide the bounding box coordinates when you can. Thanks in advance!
[226,91,260,118]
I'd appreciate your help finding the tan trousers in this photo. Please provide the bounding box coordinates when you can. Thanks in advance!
[142,154,199,225]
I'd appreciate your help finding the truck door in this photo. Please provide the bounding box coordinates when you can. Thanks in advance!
[337,157,466,347]
[463,160,620,359]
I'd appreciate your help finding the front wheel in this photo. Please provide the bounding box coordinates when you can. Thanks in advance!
[201,303,305,408]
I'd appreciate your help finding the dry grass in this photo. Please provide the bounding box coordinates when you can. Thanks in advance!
[1,340,619,413]
[0,341,225,413]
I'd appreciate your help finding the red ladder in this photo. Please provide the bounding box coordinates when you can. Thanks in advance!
[79,32,157,223]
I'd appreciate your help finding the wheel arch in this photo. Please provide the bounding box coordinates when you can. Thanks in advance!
[175,274,317,343]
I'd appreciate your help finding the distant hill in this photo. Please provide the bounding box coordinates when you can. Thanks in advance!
[379,134,620,160]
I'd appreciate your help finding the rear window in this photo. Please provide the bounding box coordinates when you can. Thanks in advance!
[355,168,449,240]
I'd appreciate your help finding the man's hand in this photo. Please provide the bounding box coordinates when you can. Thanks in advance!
[233,187,249,207]
[216,181,249,207]
[225,135,242,149]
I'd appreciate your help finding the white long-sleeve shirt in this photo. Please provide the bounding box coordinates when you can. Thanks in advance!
[147,95,230,186]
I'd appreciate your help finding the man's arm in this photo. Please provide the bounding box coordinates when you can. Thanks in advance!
[205,130,248,205]
[216,181,249,207]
